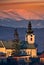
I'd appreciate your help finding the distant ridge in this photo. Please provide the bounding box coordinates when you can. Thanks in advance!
[0,25,15,29]
[0,25,44,29]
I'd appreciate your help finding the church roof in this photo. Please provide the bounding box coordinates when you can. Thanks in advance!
[20,41,36,49]
[27,21,33,34]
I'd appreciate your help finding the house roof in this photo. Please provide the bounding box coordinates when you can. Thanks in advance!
[2,40,21,49]
[39,52,44,58]
[0,41,4,48]
[39,53,44,58]
[2,40,14,49]
[0,40,36,49]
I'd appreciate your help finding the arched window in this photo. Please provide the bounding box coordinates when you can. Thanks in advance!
[31,38,32,41]
[31,35,32,37]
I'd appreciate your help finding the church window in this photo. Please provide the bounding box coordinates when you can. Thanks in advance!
[31,38,32,41]
[31,35,32,37]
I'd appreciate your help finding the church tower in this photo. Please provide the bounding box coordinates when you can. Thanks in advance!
[25,21,35,44]
[25,21,37,57]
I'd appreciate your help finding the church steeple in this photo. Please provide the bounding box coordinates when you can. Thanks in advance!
[27,21,33,34]
[25,21,35,44]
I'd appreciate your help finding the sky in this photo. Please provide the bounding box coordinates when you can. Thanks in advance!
[0,0,44,28]
[0,0,44,3]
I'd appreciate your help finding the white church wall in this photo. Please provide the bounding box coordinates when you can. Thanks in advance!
[27,34,35,44]
[31,49,37,57]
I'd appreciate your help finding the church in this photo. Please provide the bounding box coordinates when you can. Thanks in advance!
[0,21,37,58]
[19,21,37,57]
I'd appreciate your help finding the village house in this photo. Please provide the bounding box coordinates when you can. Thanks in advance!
[39,51,44,63]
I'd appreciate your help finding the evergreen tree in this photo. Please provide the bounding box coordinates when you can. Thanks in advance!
[12,28,20,56]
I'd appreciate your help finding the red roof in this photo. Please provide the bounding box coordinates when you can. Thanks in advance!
[39,53,44,58]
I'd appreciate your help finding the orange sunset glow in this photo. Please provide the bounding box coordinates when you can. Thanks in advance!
[0,2,44,20]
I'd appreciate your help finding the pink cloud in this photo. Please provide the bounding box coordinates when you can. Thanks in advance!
[0,9,44,20]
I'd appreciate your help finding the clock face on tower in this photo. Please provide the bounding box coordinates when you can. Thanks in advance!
[27,34,35,44]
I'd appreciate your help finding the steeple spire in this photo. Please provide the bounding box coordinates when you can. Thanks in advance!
[27,21,33,34]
